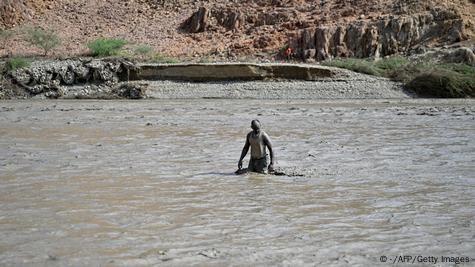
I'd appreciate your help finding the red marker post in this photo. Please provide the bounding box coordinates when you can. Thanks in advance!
[284,47,293,61]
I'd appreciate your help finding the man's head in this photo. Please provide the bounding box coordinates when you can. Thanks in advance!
[251,119,261,132]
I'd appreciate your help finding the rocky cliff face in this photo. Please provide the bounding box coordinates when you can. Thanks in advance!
[179,1,473,61]
[1,0,474,60]
[292,8,467,61]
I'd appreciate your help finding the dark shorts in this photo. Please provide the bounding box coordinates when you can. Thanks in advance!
[248,156,268,173]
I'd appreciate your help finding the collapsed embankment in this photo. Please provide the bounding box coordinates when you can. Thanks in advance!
[0,59,411,99]
[1,58,139,99]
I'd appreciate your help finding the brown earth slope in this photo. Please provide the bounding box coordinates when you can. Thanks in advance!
[1,0,474,60]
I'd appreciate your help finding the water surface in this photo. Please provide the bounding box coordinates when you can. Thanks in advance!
[1,99,474,266]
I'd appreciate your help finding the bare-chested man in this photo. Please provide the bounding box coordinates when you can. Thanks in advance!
[238,119,275,174]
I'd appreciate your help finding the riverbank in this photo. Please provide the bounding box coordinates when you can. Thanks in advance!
[133,77,408,99]
[0,60,410,99]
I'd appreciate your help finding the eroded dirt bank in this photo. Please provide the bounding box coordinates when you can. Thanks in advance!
[0,99,474,266]
[1,60,409,99]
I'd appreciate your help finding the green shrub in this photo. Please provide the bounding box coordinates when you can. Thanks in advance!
[398,62,475,97]
[323,56,475,98]
[25,27,61,56]
[382,56,409,68]
[323,56,412,77]
[374,56,409,72]
[323,58,380,76]
[437,63,475,76]
[386,60,431,82]
[6,57,31,71]
[406,69,475,98]
[87,38,127,57]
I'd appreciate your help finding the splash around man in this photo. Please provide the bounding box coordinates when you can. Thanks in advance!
[237,119,275,174]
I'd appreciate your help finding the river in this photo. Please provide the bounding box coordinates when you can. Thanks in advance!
[1,99,474,266]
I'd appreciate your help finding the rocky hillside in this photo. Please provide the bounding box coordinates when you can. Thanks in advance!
[1,0,474,61]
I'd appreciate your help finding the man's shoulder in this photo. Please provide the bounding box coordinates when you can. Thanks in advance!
[261,131,272,141]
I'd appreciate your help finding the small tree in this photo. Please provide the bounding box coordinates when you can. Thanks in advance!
[0,29,14,56]
[25,27,61,56]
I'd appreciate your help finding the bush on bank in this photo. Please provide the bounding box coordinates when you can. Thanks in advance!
[87,38,127,57]
[323,57,475,98]
[321,58,380,76]
[6,57,31,71]
[406,68,475,98]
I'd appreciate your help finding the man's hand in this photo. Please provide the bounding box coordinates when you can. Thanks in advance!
[268,162,274,173]
[238,160,243,170]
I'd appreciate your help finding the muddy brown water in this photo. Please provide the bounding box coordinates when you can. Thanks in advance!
[1,99,474,266]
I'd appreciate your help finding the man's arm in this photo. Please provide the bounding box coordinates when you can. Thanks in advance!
[263,133,274,171]
[238,134,250,169]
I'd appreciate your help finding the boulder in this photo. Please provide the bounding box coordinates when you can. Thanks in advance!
[45,88,63,99]
[181,7,209,33]
[113,83,147,99]
[30,69,53,85]
[27,85,45,94]
[73,64,91,82]
[91,68,116,84]
[11,69,31,85]
[299,28,315,59]
[303,49,316,60]
[60,68,75,85]
[214,9,242,31]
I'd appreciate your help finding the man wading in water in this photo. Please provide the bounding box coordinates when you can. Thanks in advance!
[237,120,275,174]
